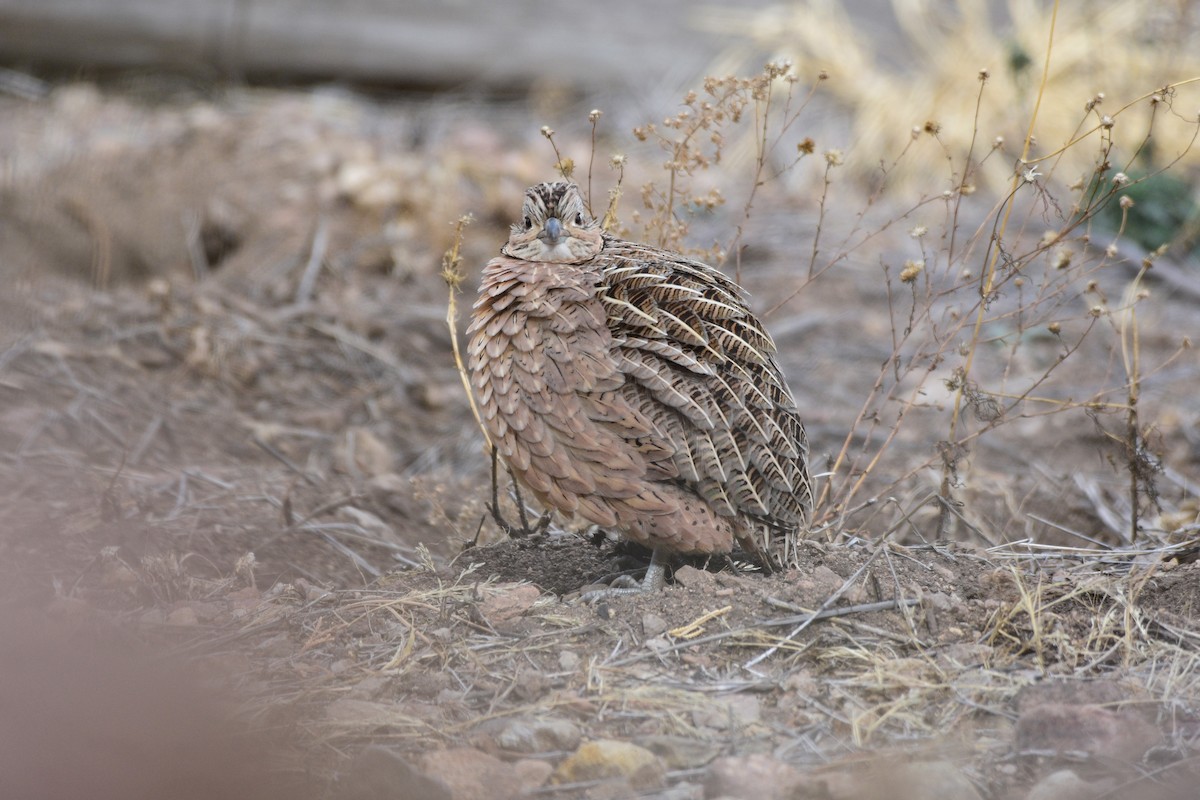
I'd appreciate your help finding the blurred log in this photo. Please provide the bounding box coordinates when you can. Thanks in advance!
[0,0,752,89]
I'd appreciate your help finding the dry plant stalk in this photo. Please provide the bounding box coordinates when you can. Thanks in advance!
[441,214,488,451]
[808,82,1197,536]
[937,0,1061,536]
[625,62,823,269]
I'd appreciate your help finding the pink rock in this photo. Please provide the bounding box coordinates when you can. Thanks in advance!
[1016,703,1161,761]
[704,754,808,800]
[479,583,541,622]
[419,747,523,800]
[512,759,553,792]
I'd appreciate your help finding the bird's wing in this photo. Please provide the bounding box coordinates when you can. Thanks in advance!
[596,239,811,531]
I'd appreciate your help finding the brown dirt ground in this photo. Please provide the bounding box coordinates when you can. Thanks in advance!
[2,81,1200,799]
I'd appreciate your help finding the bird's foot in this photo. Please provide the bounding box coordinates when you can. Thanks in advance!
[486,448,552,539]
[579,551,667,603]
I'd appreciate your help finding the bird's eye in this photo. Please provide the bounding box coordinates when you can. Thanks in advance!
[575,213,584,225]
[523,216,532,230]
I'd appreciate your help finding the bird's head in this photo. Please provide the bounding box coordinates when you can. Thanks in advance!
[501,181,603,263]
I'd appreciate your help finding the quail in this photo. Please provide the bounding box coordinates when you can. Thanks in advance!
[468,181,811,592]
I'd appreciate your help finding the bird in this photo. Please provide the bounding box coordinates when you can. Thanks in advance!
[467,181,811,594]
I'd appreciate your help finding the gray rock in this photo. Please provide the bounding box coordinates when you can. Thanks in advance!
[642,612,669,637]
[693,694,761,730]
[635,735,720,769]
[497,717,582,753]
[1025,769,1115,800]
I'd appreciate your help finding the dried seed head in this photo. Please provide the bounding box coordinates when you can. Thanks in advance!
[972,395,1002,422]
[1119,195,1135,209]
[765,60,792,78]
[588,109,603,123]
[797,137,815,154]
[899,259,924,283]
[1100,115,1114,129]
[923,120,941,135]
[1112,172,1130,186]
[824,149,844,166]
[1048,321,1061,334]
[540,125,554,138]
[909,225,927,239]
[1053,248,1073,270]
[978,68,990,81]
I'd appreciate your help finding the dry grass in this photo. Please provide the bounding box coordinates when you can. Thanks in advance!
[179,538,1200,795]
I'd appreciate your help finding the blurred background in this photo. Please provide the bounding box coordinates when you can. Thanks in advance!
[1,0,938,89]
[1,0,1199,582]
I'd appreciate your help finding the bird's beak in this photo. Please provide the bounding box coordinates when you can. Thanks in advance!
[538,217,563,245]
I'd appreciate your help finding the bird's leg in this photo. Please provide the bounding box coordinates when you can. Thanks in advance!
[487,447,552,538]
[486,447,513,533]
[485,447,525,536]
[641,546,668,592]
[580,546,668,602]
[507,463,533,534]
[506,464,553,536]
